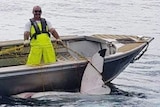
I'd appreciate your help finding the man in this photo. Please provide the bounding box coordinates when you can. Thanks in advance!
[24,6,61,66]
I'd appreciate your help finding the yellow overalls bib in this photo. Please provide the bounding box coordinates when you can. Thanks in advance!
[26,19,56,65]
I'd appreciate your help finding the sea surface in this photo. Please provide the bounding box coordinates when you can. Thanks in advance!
[0,0,160,107]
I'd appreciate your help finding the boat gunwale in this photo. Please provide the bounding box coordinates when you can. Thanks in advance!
[0,60,87,75]
[104,43,147,62]
[0,35,85,47]
[104,36,154,60]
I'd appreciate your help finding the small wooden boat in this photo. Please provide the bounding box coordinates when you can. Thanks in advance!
[0,34,154,96]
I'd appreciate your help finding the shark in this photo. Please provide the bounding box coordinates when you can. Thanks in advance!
[13,49,110,99]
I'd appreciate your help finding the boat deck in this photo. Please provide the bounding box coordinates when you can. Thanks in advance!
[57,52,85,62]
[117,43,144,52]
[0,34,149,67]
[92,34,145,52]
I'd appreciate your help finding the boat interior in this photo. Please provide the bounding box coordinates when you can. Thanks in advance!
[0,34,150,68]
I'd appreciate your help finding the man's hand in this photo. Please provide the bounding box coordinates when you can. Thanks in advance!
[23,40,30,47]
[56,39,63,45]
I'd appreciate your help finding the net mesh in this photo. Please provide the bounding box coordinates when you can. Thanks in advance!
[0,45,29,67]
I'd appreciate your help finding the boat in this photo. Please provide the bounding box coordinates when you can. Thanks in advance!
[0,34,154,96]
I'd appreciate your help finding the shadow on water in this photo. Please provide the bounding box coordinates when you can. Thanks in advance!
[108,83,147,99]
[0,96,52,106]
[0,83,147,106]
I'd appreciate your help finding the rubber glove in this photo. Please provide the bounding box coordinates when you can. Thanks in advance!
[23,40,30,47]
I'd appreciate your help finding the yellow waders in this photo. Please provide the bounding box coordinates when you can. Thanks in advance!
[26,20,56,66]
[26,44,56,66]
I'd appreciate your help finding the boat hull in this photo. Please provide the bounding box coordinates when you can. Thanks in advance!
[102,45,146,82]
[0,35,153,96]
[0,45,145,96]
[0,62,86,96]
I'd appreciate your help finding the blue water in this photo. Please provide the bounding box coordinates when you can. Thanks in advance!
[0,0,160,106]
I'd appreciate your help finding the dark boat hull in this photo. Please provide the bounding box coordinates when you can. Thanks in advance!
[102,45,146,82]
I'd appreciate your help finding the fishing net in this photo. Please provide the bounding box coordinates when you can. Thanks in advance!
[0,41,77,67]
[0,45,29,67]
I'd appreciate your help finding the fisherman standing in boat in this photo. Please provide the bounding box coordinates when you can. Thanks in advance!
[24,6,62,66]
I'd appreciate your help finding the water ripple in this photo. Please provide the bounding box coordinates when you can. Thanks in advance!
[0,0,160,106]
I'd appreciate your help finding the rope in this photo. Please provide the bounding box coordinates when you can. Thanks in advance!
[60,42,102,76]
[0,45,24,55]
[132,42,149,62]
[39,68,46,92]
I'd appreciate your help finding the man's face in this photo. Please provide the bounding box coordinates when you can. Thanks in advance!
[33,7,42,18]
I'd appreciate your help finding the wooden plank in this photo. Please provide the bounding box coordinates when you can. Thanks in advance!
[118,43,144,52]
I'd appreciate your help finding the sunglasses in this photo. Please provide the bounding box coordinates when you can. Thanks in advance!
[34,10,42,13]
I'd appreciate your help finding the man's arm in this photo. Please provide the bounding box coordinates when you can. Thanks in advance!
[24,21,31,40]
[49,28,60,39]
[46,20,60,40]
[23,31,30,46]
[24,31,30,40]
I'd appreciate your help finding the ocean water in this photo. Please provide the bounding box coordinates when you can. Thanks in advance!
[0,0,160,107]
